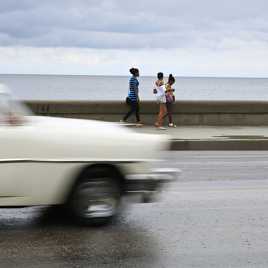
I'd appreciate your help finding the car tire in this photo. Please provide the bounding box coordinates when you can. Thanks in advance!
[68,167,121,226]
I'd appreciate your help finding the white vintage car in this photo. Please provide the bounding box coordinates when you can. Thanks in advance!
[0,85,178,225]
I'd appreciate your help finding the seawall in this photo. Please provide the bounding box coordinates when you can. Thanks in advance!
[24,100,268,126]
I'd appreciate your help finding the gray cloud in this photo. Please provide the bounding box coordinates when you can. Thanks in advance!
[0,0,267,49]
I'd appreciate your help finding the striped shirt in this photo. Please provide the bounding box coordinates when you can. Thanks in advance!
[128,76,139,102]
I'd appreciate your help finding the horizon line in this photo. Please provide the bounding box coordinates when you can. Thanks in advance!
[0,73,268,79]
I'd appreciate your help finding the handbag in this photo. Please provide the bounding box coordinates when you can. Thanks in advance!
[125,96,131,105]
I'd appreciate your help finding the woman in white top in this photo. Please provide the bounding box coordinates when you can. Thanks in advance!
[153,72,167,130]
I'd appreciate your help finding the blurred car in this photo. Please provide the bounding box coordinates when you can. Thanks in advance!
[0,84,179,225]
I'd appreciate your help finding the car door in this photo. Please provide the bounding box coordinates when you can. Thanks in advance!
[0,96,16,200]
[0,94,34,205]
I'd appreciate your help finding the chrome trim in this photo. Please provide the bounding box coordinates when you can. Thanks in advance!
[0,159,149,164]
[0,196,24,198]
[124,168,180,201]
[126,168,181,182]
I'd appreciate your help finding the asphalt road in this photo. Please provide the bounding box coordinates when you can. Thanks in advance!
[1,152,268,267]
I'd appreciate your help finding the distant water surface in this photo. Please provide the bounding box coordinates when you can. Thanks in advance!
[0,74,268,101]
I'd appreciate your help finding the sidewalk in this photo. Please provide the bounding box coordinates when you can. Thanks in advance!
[131,126,268,150]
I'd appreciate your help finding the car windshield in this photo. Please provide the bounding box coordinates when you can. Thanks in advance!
[0,93,10,116]
[0,92,31,125]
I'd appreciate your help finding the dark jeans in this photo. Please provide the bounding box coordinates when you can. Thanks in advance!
[123,101,140,122]
[162,102,173,124]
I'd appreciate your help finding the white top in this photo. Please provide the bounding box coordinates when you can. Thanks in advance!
[156,85,166,103]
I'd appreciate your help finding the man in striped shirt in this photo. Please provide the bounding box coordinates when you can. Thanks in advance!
[122,68,142,125]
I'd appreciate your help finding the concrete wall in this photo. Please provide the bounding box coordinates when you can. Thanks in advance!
[24,100,268,126]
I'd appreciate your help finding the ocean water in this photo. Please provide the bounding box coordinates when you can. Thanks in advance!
[0,74,268,101]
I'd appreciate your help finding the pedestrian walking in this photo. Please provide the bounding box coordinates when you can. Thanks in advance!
[163,74,176,127]
[122,68,142,126]
[154,72,167,130]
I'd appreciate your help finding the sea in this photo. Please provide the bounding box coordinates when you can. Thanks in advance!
[0,74,268,101]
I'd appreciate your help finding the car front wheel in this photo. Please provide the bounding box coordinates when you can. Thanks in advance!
[68,167,121,226]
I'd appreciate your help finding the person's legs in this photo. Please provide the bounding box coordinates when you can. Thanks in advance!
[161,103,169,121]
[166,102,173,124]
[166,102,176,127]
[157,104,166,127]
[123,101,135,121]
[155,104,160,127]
[135,102,140,122]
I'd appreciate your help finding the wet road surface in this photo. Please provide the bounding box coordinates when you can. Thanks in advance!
[1,152,268,267]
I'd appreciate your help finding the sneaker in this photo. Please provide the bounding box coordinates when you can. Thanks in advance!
[157,126,167,130]
[136,121,143,126]
[168,123,177,128]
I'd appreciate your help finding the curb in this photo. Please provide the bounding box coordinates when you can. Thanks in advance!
[170,139,268,150]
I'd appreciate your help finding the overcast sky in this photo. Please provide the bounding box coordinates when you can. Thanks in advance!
[0,0,267,76]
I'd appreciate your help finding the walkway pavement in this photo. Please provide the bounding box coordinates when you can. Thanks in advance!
[130,126,268,150]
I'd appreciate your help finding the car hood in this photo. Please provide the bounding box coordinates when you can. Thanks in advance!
[31,116,132,132]
[25,116,170,161]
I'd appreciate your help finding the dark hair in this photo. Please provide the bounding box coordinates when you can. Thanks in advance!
[168,74,175,84]
[129,68,139,76]
[157,72,164,80]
